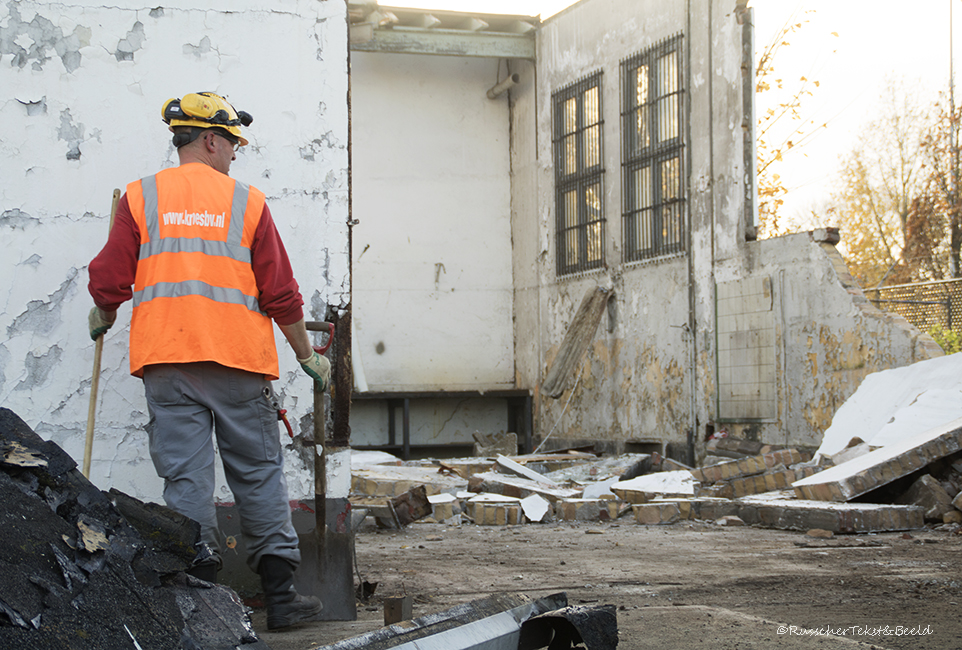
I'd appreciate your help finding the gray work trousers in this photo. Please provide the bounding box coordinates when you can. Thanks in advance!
[143,362,299,573]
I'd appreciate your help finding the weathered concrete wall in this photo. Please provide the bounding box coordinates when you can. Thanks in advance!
[0,0,349,501]
[511,0,938,457]
[513,0,734,456]
[728,233,942,450]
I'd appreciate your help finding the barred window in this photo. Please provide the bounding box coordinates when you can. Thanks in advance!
[621,34,686,262]
[552,71,604,276]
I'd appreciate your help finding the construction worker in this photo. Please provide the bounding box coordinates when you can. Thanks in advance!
[87,92,328,630]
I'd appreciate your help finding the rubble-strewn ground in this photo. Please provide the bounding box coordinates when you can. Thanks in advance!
[251,520,962,649]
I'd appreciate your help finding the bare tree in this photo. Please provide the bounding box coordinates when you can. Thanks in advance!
[755,8,832,237]
[832,79,932,286]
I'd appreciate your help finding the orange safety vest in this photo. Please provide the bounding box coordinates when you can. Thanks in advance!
[126,163,279,379]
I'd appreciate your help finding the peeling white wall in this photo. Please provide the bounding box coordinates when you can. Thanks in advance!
[0,0,349,502]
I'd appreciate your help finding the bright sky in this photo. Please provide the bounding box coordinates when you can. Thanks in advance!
[385,0,962,224]
[752,1,960,225]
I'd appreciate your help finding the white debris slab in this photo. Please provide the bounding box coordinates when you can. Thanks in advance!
[816,354,962,457]
[520,494,550,522]
[351,450,401,469]
[581,477,619,500]
[612,470,696,503]
[495,454,558,485]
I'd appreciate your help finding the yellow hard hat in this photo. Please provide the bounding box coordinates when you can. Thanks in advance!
[161,92,252,146]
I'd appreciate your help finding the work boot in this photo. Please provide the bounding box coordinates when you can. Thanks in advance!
[258,555,323,630]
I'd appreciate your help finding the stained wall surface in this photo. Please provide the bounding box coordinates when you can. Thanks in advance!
[0,0,350,501]
[509,0,941,458]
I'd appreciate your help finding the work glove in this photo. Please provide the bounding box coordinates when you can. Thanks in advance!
[88,307,116,341]
[297,350,331,390]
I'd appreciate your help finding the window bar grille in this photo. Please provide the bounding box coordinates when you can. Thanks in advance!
[553,71,605,276]
[621,33,685,263]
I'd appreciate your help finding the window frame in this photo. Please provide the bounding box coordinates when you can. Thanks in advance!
[552,71,605,277]
[621,34,687,263]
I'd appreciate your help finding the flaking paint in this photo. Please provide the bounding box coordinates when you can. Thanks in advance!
[1,0,350,503]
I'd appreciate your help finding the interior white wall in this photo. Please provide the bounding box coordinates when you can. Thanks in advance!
[0,0,349,502]
[351,51,515,392]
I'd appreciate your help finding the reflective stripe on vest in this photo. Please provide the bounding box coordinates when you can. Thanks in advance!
[134,173,262,314]
[133,280,263,312]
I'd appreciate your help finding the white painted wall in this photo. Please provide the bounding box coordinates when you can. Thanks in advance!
[351,51,515,392]
[0,0,349,502]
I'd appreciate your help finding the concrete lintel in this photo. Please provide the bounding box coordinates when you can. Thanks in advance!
[350,27,535,59]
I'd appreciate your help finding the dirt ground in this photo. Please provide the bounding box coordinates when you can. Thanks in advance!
[246,519,962,650]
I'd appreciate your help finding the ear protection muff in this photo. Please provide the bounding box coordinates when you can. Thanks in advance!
[163,94,251,127]
[162,92,252,146]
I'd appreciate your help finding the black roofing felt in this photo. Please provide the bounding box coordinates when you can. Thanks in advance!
[0,408,267,650]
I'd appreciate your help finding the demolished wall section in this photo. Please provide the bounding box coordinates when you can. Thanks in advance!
[0,1,349,502]
[714,232,943,449]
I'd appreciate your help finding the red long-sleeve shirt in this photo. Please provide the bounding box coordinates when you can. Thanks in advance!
[88,193,304,326]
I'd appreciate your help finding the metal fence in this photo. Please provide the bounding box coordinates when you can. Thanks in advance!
[864,278,962,332]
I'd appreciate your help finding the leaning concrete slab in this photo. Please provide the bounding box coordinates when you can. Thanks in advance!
[469,471,582,502]
[352,466,468,497]
[793,417,962,502]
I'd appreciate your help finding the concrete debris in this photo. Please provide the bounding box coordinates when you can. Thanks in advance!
[793,418,962,502]
[895,474,955,522]
[352,450,403,468]
[555,498,623,522]
[706,435,781,460]
[347,426,962,534]
[690,449,811,483]
[495,454,559,485]
[313,591,618,650]
[382,595,413,625]
[390,485,432,527]
[541,453,651,483]
[469,471,582,502]
[426,492,463,523]
[611,470,696,503]
[352,465,468,497]
[0,408,267,649]
[632,495,922,533]
[715,515,745,527]
[520,494,551,522]
[472,431,518,458]
[466,495,525,526]
[651,453,694,473]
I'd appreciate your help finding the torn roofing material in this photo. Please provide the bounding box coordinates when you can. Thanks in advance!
[312,592,618,650]
[0,407,268,649]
